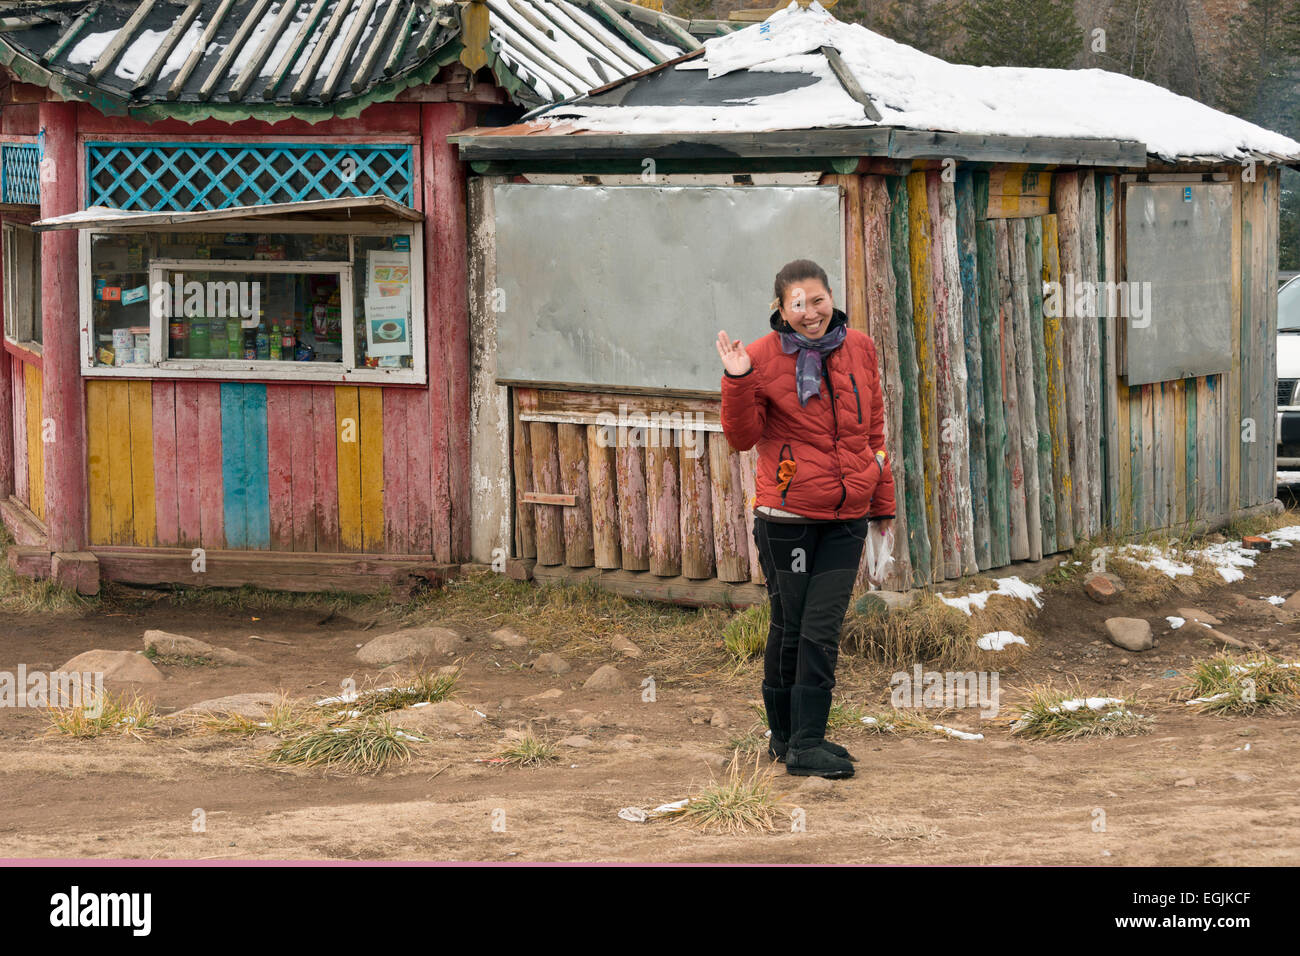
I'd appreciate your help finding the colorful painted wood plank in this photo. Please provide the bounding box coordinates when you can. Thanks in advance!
[151,381,179,547]
[956,170,991,570]
[1025,217,1057,555]
[888,175,931,586]
[1078,172,1102,536]
[907,170,943,581]
[358,387,384,553]
[266,384,295,552]
[996,220,1030,562]
[1098,175,1120,530]
[404,385,433,556]
[511,389,536,560]
[220,383,248,550]
[1052,171,1089,542]
[862,174,912,590]
[334,386,362,553]
[290,385,317,552]
[105,378,133,546]
[1042,214,1074,551]
[126,379,155,547]
[1009,218,1042,562]
[85,378,110,545]
[927,171,960,578]
[173,382,204,547]
[310,385,339,553]
[976,216,1010,567]
[380,388,410,555]
[23,362,42,523]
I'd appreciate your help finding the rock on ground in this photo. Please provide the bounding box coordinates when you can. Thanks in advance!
[1104,618,1153,652]
[60,650,164,684]
[491,628,530,649]
[142,629,260,666]
[1083,572,1124,604]
[533,653,571,675]
[387,701,482,735]
[356,626,465,664]
[583,664,625,691]
[173,693,279,718]
[609,634,642,658]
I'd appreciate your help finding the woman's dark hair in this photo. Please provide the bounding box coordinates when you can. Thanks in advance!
[773,259,831,309]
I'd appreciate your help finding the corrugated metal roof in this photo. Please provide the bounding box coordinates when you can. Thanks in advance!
[0,0,461,113]
[0,0,731,119]
[480,0,731,106]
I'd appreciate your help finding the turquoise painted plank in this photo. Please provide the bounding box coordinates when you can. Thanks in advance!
[243,384,271,550]
[221,382,248,549]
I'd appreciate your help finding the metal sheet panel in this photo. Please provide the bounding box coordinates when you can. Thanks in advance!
[1124,182,1234,385]
[492,184,846,393]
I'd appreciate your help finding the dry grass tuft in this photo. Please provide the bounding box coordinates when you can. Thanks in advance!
[844,591,985,669]
[1176,653,1300,715]
[666,752,788,834]
[46,691,157,739]
[1009,682,1151,739]
[267,719,419,773]
[493,730,559,768]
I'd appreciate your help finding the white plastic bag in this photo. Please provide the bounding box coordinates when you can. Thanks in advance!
[863,522,895,589]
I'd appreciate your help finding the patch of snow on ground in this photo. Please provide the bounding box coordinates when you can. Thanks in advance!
[939,576,1043,615]
[1167,616,1185,629]
[977,631,1027,651]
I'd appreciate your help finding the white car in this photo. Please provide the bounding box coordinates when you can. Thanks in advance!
[1279,275,1300,469]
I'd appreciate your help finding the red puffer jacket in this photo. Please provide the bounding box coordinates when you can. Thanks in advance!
[721,308,896,521]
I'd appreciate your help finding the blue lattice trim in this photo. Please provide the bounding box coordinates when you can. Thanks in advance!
[1,144,40,205]
[85,142,414,211]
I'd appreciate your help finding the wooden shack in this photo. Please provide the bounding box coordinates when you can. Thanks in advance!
[451,1,1300,602]
[0,0,730,593]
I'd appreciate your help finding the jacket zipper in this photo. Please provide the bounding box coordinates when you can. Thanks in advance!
[850,373,862,423]
[822,356,847,510]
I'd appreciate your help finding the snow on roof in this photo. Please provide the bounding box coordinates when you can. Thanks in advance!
[543,0,1300,163]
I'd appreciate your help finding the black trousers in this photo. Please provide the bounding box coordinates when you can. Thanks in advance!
[753,515,868,692]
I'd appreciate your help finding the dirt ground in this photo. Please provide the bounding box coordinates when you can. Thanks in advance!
[2,497,1300,863]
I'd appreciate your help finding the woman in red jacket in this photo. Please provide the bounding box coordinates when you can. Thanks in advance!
[716,259,896,779]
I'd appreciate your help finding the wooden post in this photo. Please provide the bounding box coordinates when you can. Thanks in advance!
[906,170,944,581]
[938,176,976,576]
[1042,214,1075,550]
[838,172,868,332]
[955,170,990,570]
[1009,218,1042,561]
[926,172,961,579]
[1098,175,1121,530]
[39,101,88,554]
[1052,171,1089,542]
[1025,217,1057,555]
[423,102,471,563]
[679,431,714,580]
[511,391,536,559]
[1078,172,1102,535]
[528,421,564,566]
[586,423,621,569]
[616,440,650,572]
[861,175,911,590]
[889,176,931,586]
[645,427,681,577]
[976,216,1010,567]
[708,433,749,583]
[555,422,594,567]
[996,220,1030,561]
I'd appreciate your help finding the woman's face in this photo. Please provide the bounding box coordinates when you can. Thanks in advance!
[779,278,834,339]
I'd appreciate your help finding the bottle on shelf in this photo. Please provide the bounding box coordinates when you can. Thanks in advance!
[255,322,269,360]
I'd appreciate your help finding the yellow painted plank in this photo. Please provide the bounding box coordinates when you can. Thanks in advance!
[105,380,134,545]
[906,170,942,581]
[127,379,156,547]
[358,386,385,553]
[24,363,43,522]
[85,380,112,545]
[334,385,362,552]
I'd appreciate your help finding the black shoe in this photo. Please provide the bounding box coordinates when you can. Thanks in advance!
[785,685,854,779]
[764,683,856,762]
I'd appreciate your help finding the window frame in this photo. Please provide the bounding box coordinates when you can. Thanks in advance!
[3,220,42,353]
[77,218,425,385]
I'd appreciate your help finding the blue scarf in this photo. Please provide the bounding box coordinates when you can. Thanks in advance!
[778,318,848,406]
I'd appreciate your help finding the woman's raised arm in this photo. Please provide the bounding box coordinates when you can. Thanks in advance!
[718,331,765,451]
